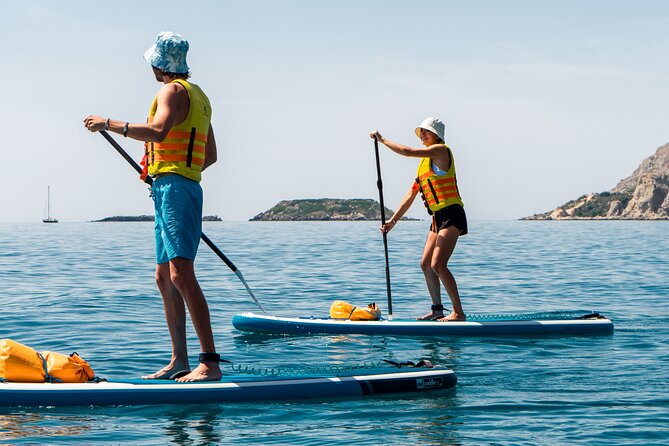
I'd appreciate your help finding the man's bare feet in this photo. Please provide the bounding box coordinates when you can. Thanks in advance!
[437,312,466,322]
[175,362,222,382]
[142,361,190,380]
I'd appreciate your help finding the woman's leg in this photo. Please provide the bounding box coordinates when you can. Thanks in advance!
[417,230,444,320]
[431,226,465,321]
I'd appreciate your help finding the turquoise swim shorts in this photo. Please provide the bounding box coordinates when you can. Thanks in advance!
[152,175,203,264]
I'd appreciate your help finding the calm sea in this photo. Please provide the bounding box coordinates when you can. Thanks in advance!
[0,220,667,445]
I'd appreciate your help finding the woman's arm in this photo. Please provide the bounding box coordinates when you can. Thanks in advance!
[370,131,447,160]
[381,183,419,233]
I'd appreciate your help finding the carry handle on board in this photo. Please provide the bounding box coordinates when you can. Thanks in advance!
[98,130,266,313]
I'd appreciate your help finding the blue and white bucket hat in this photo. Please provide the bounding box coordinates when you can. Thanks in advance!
[143,31,189,74]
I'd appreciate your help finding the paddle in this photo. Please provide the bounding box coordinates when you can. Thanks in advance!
[373,136,393,320]
[98,130,266,313]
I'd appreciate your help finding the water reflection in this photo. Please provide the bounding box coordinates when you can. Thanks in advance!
[0,410,93,441]
[163,406,225,446]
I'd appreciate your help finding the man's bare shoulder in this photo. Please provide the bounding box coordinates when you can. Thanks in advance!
[157,82,189,103]
[157,81,187,95]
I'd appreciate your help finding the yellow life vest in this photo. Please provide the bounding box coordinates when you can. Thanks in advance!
[0,339,95,383]
[145,79,212,182]
[330,301,382,321]
[415,146,463,214]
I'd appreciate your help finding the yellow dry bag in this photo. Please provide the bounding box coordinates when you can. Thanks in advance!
[330,301,382,321]
[0,339,95,383]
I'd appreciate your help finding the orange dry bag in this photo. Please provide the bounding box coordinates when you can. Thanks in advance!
[40,351,96,383]
[329,301,382,321]
[0,339,46,382]
[0,339,95,383]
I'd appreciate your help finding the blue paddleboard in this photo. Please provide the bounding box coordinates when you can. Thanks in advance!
[0,368,456,407]
[232,311,614,336]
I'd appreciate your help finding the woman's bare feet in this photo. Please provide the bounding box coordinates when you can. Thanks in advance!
[437,312,466,322]
[142,361,190,380]
[175,362,222,382]
[417,304,446,321]
[416,311,444,321]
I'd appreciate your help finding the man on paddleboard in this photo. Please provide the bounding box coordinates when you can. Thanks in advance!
[370,117,467,322]
[83,32,221,382]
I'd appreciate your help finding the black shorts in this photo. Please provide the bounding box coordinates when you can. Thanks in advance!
[430,204,468,235]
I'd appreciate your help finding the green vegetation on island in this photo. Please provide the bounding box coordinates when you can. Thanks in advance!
[250,198,414,221]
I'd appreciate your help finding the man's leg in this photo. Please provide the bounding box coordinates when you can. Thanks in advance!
[142,262,190,379]
[168,257,222,382]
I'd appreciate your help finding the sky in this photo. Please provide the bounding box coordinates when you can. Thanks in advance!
[2,0,668,222]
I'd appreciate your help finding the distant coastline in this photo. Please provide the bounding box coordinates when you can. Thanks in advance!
[523,143,669,220]
[250,198,419,221]
[92,215,222,222]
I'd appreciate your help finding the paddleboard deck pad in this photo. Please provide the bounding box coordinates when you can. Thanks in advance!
[0,367,456,407]
[232,311,614,336]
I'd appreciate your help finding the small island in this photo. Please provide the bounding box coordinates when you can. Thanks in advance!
[250,198,414,221]
[93,215,222,222]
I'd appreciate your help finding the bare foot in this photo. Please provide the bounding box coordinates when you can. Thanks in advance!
[175,362,222,382]
[142,361,190,380]
[437,312,466,322]
[416,311,444,321]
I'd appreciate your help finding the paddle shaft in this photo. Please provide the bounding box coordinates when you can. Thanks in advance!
[98,130,266,312]
[374,137,393,319]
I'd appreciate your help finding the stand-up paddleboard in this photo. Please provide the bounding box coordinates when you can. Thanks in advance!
[232,311,614,336]
[0,367,456,407]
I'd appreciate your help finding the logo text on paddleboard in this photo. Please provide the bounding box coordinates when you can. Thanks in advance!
[416,377,443,389]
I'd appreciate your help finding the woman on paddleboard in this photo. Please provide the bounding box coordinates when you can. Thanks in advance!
[370,117,467,321]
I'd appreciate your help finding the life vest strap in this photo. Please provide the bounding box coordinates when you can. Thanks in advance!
[415,177,434,215]
[427,179,440,205]
[187,127,196,167]
[167,129,208,143]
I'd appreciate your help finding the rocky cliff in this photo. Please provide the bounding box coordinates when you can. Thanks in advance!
[250,198,397,221]
[524,143,669,220]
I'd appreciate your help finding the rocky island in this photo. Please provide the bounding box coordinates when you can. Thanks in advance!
[524,143,669,220]
[93,215,222,222]
[250,198,407,221]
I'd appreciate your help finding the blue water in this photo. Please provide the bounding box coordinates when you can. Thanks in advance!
[0,220,667,445]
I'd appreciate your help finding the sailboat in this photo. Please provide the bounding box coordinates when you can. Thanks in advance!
[43,185,58,223]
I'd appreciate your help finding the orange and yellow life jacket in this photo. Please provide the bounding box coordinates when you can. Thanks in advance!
[415,146,463,214]
[142,79,212,182]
